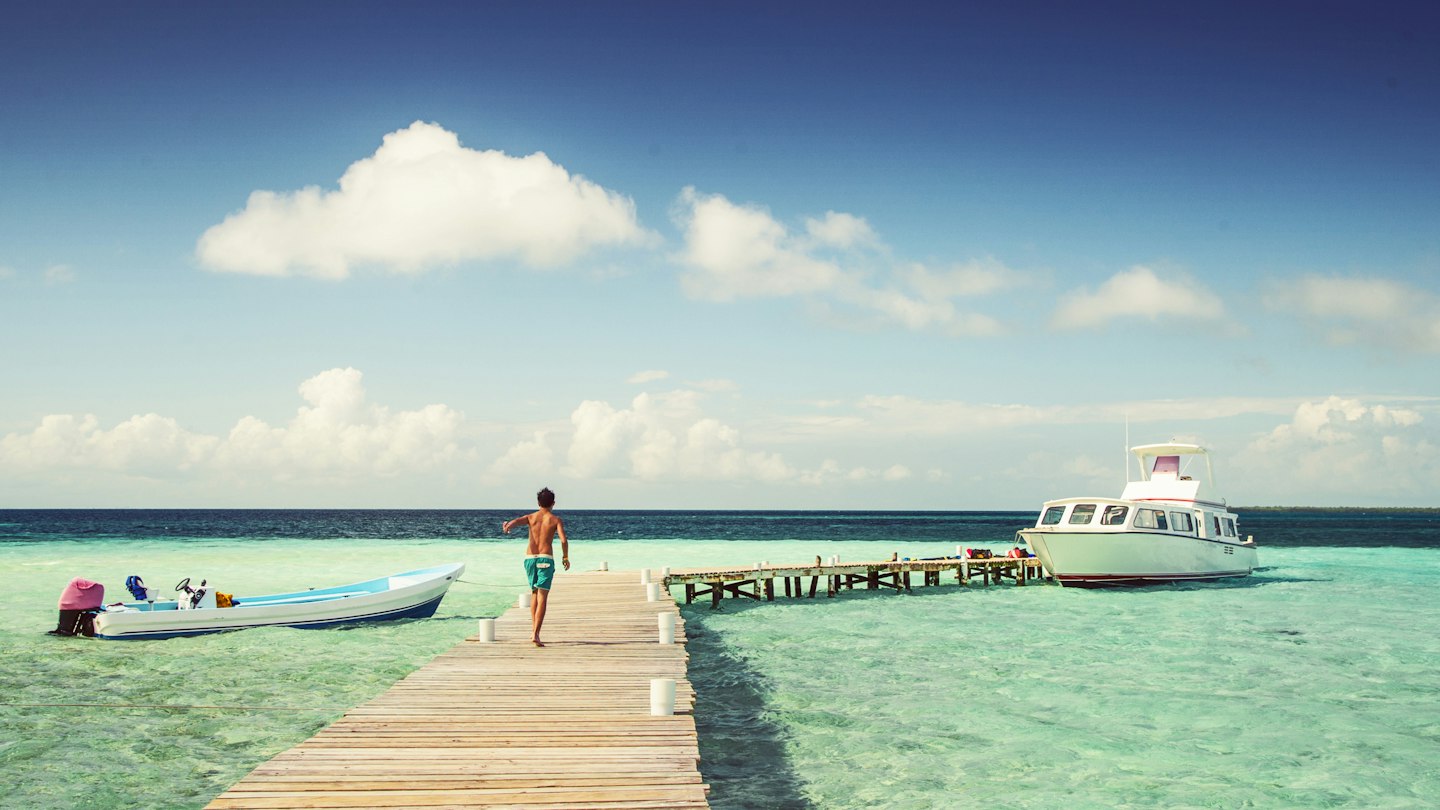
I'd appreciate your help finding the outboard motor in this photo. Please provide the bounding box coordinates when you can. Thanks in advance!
[50,577,104,637]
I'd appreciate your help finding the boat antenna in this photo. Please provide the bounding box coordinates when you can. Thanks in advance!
[1123,411,1130,485]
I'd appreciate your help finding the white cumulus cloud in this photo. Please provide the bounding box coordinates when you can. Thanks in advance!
[215,368,462,478]
[197,121,651,279]
[0,413,216,476]
[1051,265,1224,330]
[672,187,1021,336]
[1237,395,1437,503]
[0,368,463,484]
[559,390,792,482]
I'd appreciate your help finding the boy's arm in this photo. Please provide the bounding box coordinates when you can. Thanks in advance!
[501,513,531,534]
[558,518,570,570]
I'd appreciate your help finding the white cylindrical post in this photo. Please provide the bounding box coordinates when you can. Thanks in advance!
[661,566,671,578]
[650,678,676,716]
[518,591,531,608]
[658,612,676,645]
[956,545,964,557]
[830,554,839,565]
[762,560,769,567]
[754,562,763,570]
[477,618,495,643]
[646,582,661,602]
[640,568,651,585]
[600,560,609,571]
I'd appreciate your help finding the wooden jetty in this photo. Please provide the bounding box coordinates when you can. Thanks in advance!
[208,571,708,810]
[666,555,1046,608]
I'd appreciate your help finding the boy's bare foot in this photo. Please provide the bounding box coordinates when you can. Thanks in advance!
[532,638,545,647]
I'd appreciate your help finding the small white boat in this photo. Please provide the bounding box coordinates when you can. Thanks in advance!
[92,563,465,640]
[1018,444,1257,586]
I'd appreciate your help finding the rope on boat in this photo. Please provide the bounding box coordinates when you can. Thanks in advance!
[456,578,521,588]
[0,701,346,712]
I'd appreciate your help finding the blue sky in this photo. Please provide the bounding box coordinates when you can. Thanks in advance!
[2,1,1437,508]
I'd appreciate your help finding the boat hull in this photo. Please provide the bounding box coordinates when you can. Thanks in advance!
[92,563,464,640]
[1020,530,1255,587]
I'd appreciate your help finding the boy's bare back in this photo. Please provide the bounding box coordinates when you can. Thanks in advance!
[521,509,564,556]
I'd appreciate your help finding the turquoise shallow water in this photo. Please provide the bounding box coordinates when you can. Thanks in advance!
[1,513,1437,809]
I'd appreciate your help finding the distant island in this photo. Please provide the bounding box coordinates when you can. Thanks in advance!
[1235,506,1440,513]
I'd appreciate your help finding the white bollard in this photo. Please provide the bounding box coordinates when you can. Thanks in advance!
[518,591,531,608]
[830,554,839,565]
[661,566,671,578]
[658,613,676,644]
[477,618,495,643]
[762,560,769,567]
[600,560,609,571]
[640,568,651,585]
[957,545,964,557]
[754,562,763,570]
[650,678,677,716]
[646,582,661,602]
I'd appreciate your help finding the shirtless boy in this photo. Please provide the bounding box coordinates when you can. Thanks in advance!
[501,487,569,646]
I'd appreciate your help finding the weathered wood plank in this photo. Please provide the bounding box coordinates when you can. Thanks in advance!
[207,571,706,809]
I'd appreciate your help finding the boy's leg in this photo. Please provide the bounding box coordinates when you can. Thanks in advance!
[531,588,550,645]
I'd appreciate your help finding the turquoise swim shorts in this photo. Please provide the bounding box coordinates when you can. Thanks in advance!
[524,555,556,591]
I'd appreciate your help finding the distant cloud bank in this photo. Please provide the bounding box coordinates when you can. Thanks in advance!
[2,368,1436,505]
[1265,275,1440,353]
[196,121,651,278]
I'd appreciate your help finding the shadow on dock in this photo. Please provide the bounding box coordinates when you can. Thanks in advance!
[685,616,814,810]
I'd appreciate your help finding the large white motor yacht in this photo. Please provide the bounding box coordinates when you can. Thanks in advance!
[1018,443,1258,586]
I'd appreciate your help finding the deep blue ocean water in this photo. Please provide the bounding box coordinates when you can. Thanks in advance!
[2,509,1437,809]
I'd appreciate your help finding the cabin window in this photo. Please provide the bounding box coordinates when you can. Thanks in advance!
[1222,518,1236,537]
[1101,505,1128,525]
[1212,515,1222,536]
[1134,509,1168,530]
[1069,504,1097,524]
[1169,512,1195,533]
[1041,506,1065,525]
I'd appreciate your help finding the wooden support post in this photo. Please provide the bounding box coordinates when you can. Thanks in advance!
[868,569,879,590]
[685,583,695,604]
[711,581,722,610]
[764,577,775,601]
[783,577,792,598]
[809,576,818,598]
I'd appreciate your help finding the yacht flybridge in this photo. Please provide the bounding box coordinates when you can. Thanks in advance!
[1018,443,1257,586]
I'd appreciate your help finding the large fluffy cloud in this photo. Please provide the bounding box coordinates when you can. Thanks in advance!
[1236,395,1437,503]
[1051,265,1225,330]
[0,413,216,476]
[1265,275,1440,353]
[0,368,462,482]
[672,187,1019,336]
[562,391,793,482]
[213,368,462,478]
[197,121,651,278]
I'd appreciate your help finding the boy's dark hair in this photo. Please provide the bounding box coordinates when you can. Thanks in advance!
[537,487,556,509]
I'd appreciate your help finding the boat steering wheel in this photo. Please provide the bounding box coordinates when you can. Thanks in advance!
[175,577,191,592]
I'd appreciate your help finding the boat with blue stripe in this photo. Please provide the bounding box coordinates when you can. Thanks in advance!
[92,562,465,640]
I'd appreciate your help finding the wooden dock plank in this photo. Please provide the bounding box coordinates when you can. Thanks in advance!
[207,571,707,809]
